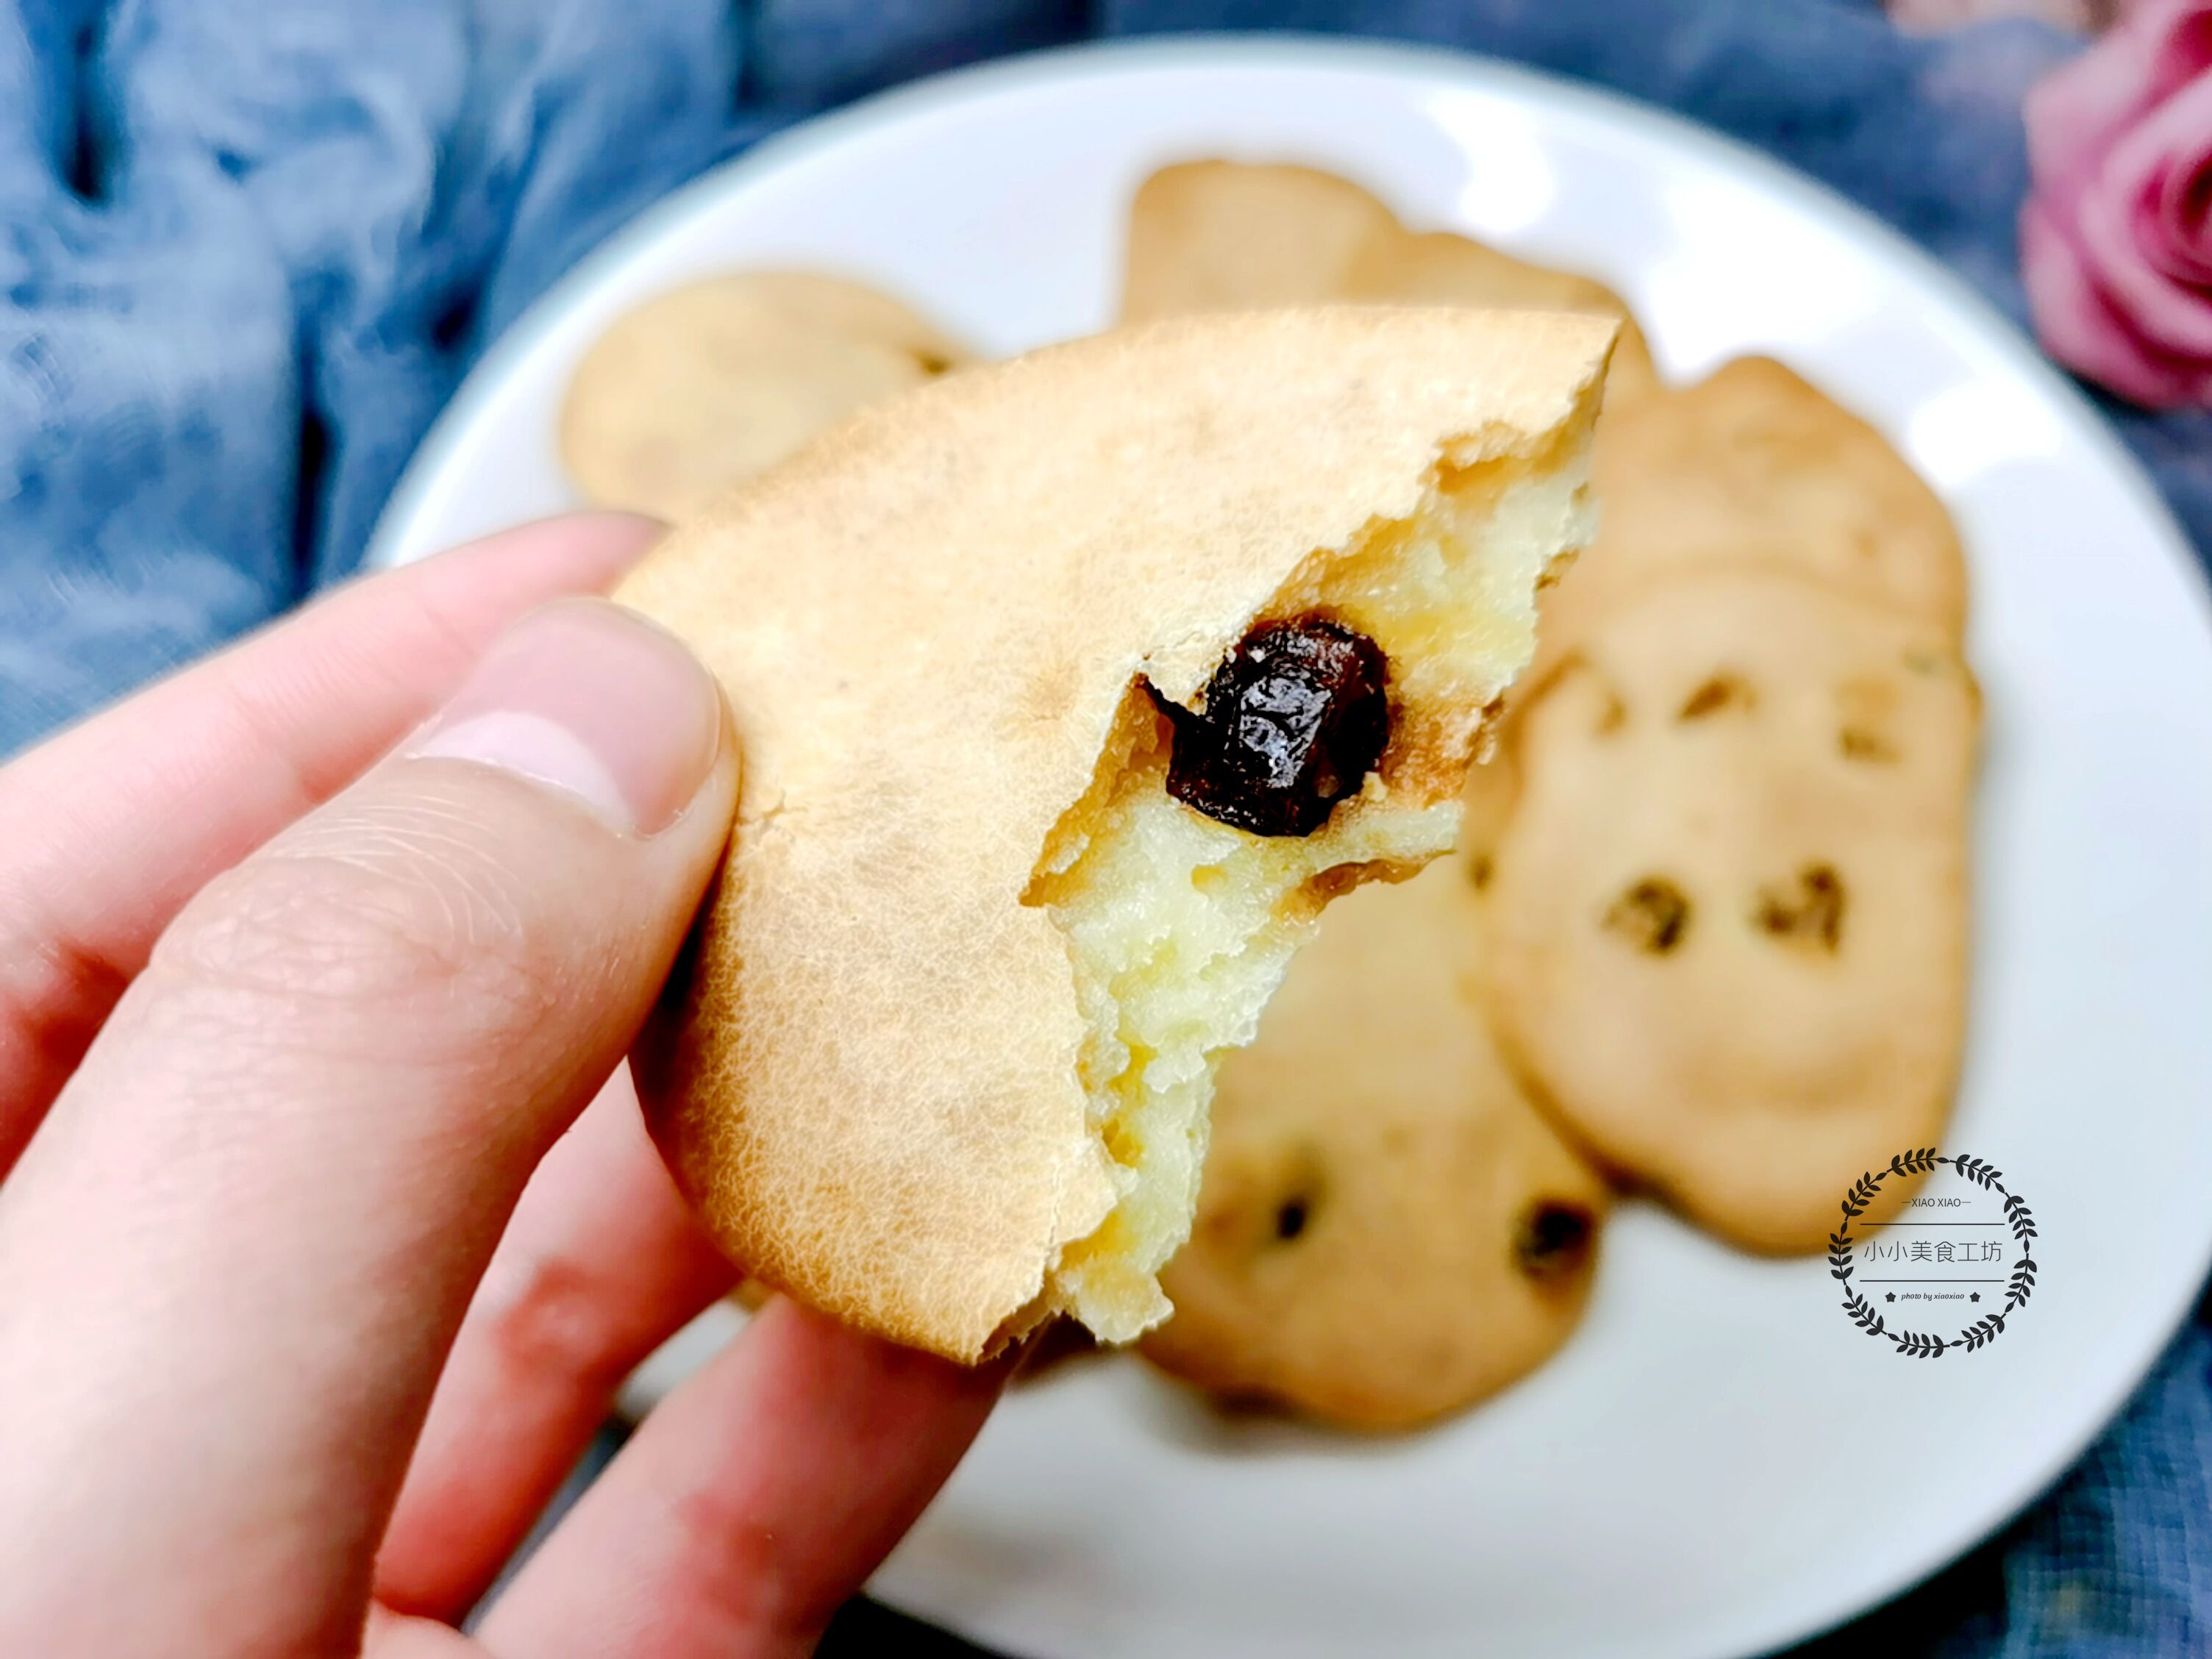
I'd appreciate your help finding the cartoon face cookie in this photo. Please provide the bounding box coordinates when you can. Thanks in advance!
[1478,571,1977,1251]
[618,308,1616,1361]
[560,272,970,519]
[1143,857,1608,1429]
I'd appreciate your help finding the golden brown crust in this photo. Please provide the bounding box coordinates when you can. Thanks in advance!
[1532,355,1968,671]
[616,309,1615,1360]
[1477,571,1977,1251]
[1119,161,1405,319]
[1121,159,1658,405]
[1141,859,1608,1429]
[560,273,969,519]
[1340,230,1659,405]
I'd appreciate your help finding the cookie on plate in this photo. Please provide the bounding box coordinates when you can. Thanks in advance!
[1143,857,1608,1430]
[1119,161,1406,320]
[1535,356,1968,666]
[1121,160,1656,403]
[1477,570,1977,1252]
[1341,229,1658,404]
[560,271,971,519]
[618,308,1618,1361]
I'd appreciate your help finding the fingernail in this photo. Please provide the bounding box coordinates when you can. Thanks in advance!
[407,600,722,835]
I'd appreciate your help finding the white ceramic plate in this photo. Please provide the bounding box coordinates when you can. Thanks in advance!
[368,38,2212,1659]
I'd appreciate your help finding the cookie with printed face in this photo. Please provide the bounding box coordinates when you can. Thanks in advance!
[1478,570,1977,1251]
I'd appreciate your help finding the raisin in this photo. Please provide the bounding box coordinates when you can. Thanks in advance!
[1838,727,1897,762]
[1604,877,1691,954]
[1515,1201,1595,1280]
[1835,674,1901,761]
[1678,673,1755,720]
[1152,616,1391,838]
[1754,863,1846,951]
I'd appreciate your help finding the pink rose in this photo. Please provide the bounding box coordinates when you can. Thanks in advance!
[2020,0,2212,407]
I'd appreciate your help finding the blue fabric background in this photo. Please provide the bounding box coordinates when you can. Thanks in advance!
[3,1,2208,1652]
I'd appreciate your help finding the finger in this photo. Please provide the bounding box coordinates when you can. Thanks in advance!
[0,512,663,1173]
[365,1606,479,1659]
[0,600,735,1658]
[375,1066,738,1623]
[478,1298,1007,1659]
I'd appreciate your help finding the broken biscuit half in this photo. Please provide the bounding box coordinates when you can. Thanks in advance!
[618,307,1615,1361]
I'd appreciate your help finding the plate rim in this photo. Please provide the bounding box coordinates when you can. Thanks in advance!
[365,33,2212,1658]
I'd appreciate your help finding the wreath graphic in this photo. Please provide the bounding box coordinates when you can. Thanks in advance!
[1830,1149,2037,1357]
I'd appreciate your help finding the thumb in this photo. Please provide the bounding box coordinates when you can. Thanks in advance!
[0,598,736,1655]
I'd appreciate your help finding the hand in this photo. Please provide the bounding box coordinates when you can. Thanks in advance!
[0,515,1006,1658]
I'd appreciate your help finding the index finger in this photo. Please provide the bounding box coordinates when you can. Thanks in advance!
[0,513,663,1171]
[476,1298,1008,1659]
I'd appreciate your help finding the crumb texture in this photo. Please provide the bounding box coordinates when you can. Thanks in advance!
[1027,452,1592,1341]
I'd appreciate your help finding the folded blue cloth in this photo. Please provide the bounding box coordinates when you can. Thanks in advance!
[4,1,2208,1652]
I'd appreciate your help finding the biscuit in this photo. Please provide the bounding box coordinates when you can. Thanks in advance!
[1142,857,1608,1429]
[686,269,969,367]
[1477,571,1977,1252]
[1341,229,1658,405]
[1121,160,1656,404]
[1535,356,1967,665]
[617,309,1616,1361]
[560,272,970,519]
[1120,161,1405,320]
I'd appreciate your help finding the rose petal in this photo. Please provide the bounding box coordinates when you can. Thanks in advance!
[2022,195,2205,406]
[2145,1,2212,88]
[2122,70,2212,282]
[2162,146,2212,282]
[2024,2,2198,190]
[2076,151,2212,354]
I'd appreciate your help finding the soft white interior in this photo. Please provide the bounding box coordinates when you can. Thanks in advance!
[1024,449,1594,1342]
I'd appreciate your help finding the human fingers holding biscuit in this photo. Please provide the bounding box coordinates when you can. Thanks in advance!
[0,521,1005,1659]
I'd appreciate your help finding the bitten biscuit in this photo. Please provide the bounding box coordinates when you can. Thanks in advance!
[1142,857,1608,1430]
[1478,571,1977,1252]
[618,308,1616,1361]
